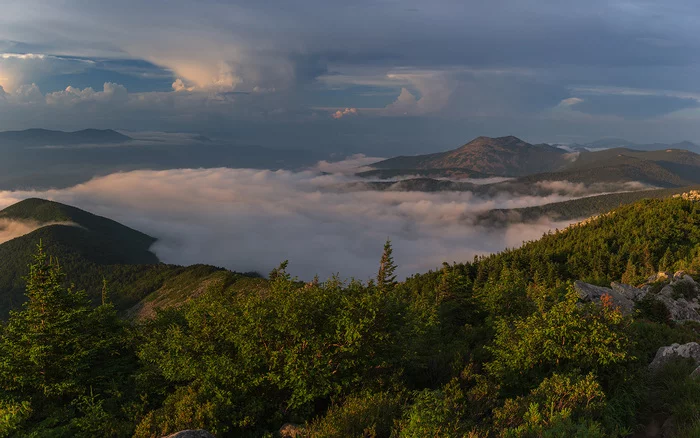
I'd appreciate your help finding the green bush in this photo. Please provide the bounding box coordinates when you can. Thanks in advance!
[305,391,404,438]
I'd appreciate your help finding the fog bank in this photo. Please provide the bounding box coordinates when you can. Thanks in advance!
[0,167,617,280]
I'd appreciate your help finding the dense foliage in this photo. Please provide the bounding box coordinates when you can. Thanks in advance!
[3,197,700,436]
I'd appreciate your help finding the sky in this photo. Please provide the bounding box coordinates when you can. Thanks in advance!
[2,0,700,154]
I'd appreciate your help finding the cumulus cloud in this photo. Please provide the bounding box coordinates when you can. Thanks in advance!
[171,78,195,92]
[382,70,454,116]
[0,168,601,281]
[332,107,358,119]
[0,53,94,92]
[45,82,128,105]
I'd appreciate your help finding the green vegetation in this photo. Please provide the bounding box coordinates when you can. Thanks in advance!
[479,185,700,225]
[0,199,261,318]
[4,196,700,436]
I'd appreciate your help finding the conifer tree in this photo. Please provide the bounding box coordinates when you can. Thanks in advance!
[377,239,397,292]
[0,244,130,434]
[0,242,92,399]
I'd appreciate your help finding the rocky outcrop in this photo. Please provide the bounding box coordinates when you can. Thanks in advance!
[575,271,700,322]
[610,282,647,301]
[673,190,700,201]
[574,281,635,315]
[649,342,700,371]
[163,430,215,438]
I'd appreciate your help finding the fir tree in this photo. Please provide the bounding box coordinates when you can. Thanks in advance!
[377,239,397,292]
[0,242,92,398]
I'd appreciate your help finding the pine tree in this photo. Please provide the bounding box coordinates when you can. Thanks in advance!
[659,248,674,272]
[0,242,92,398]
[377,239,397,292]
[621,258,639,285]
[0,244,130,433]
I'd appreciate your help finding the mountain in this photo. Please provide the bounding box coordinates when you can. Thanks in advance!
[0,198,263,318]
[365,138,700,192]
[0,199,160,313]
[0,128,132,147]
[370,136,570,177]
[0,128,324,190]
[478,185,700,225]
[569,138,700,153]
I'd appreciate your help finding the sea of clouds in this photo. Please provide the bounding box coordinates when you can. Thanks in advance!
[0,161,638,280]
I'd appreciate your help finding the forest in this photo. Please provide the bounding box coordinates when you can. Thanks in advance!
[3,197,700,437]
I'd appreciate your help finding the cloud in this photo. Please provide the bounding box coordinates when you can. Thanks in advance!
[0,53,94,92]
[567,93,700,119]
[332,107,358,119]
[313,154,384,174]
[0,219,77,244]
[171,78,195,92]
[3,1,700,144]
[0,167,621,281]
[558,97,584,107]
[45,82,128,105]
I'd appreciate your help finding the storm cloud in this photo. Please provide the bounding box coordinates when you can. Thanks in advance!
[1,1,700,150]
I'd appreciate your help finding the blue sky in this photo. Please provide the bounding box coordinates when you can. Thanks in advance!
[2,0,700,154]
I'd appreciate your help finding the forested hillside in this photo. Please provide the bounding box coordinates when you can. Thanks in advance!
[2,196,700,436]
[0,199,260,316]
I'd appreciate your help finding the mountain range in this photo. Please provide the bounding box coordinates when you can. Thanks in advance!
[565,138,700,153]
[370,136,570,177]
[362,136,700,189]
[0,129,323,190]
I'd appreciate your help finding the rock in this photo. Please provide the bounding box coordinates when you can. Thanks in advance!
[573,281,635,315]
[655,294,700,322]
[649,342,700,371]
[659,284,675,298]
[611,282,647,301]
[647,272,671,284]
[163,431,215,438]
[673,271,687,281]
[279,423,303,438]
[574,280,611,301]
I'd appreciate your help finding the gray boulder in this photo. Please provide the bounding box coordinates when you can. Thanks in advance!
[573,281,635,315]
[647,272,671,284]
[655,294,700,322]
[659,284,675,298]
[649,342,700,371]
[163,431,215,438]
[611,282,647,301]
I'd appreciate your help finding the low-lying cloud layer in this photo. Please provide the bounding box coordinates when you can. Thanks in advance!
[0,167,621,280]
[0,219,76,244]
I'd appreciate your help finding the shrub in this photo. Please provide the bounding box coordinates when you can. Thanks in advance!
[305,391,404,438]
[635,295,671,324]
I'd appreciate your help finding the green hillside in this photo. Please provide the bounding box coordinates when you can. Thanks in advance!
[479,185,700,225]
[0,198,261,317]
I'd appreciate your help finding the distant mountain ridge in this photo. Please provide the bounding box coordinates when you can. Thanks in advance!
[372,136,570,177]
[366,136,700,188]
[566,138,700,153]
[0,128,131,146]
[0,128,324,190]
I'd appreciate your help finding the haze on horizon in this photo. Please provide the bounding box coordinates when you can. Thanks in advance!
[1,0,700,156]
